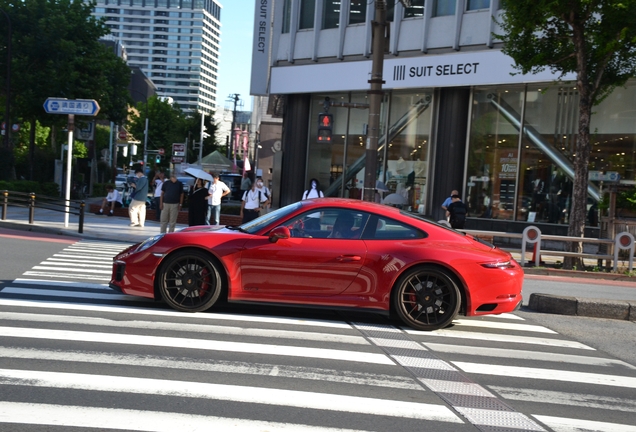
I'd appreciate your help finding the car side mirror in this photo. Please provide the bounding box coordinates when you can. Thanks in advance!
[269,226,291,243]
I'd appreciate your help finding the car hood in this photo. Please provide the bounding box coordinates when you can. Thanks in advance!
[179,225,234,233]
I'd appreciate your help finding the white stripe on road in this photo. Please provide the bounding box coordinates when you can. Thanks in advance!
[533,415,636,432]
[490,386,636,413]
[20,272,112,281]
[0,298,356,329]
[0,347,421,390]
[454,362,636,389]
[38,261,112,269]
[31,266,111,274]
[0,312,370,345]
[0,327,394,365]
[424,343,635,369]
[48,257,113,264]
[451,319,557,334]
[0,402,369,432]
[1,288,141,301]
[14,278,110,290]
[404,329,595,350]
[0,370,461,423]
[52,253,116,260]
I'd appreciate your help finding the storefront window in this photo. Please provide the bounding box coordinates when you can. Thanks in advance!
[384,91,433,213]
[300,0,316,29]
[434,0,455,16]
[466,87,524,221]
[467,0,490,11]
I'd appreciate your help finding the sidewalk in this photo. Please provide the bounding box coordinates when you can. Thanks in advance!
[1,203,634,321]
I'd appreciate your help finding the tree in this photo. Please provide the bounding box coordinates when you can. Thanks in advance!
[497,0,636,269]
[0,0,131,179]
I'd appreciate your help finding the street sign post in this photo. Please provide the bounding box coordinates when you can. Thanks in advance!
[43,98,100,116]
[43,97,100,228]
[172,143,186,164]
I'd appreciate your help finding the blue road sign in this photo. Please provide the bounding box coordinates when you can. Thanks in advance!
[43,98,100,116]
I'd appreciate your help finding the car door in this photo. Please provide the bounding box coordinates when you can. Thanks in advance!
[238,209,368,300]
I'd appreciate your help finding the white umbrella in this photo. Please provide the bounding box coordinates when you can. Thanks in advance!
[184,167,213,182]
[383,193,407,206]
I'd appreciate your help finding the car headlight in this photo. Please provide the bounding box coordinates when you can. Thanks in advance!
[136,234,164,252]
[481,260,515,269]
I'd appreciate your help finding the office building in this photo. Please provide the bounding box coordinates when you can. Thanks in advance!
[92,0,222,113]
[250,1,635,232]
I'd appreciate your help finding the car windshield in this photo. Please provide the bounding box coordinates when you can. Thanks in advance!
[401,210,466,235]
[239,202,303,234]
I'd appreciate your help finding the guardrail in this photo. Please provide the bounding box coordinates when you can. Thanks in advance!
[459,226,635,272]
[1,190,86,233]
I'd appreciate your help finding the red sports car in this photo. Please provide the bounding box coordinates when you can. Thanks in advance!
[110,198,523,331]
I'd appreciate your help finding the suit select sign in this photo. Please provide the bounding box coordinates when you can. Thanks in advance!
[172,143,186,164]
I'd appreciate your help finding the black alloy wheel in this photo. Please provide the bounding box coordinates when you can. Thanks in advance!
[158,250,222,312]
[392,266,461,331]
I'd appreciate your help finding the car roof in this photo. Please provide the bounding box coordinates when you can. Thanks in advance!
[299,197,402,214]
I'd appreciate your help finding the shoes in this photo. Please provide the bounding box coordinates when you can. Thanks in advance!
[130,223,139,227]
[95,211,104,216]
[108,211,114,216]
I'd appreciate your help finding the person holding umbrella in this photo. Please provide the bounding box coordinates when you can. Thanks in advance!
[188,177,210,226]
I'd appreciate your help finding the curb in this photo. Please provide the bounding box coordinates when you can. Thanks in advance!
[523,267,636,283]
[528,293,636,321]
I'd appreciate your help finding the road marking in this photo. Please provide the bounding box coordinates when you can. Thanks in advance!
[20,272,113,281]
[31,266,111,274]
[0,298,356,329]
[455,408,544,431]
[1,288,140,301]
[454,362,636,389]
[0,327,394,365]
[0,370,462,423]
[424,343,635,369]
[0,347,422,390]
[490,386,636,413]
[533,415,636,432]
[37,261,112,269]
[404,329,595,350]
[451,319,557,333]
[14,278,110,290]
[0,402,370,432]
[0,312,370,345]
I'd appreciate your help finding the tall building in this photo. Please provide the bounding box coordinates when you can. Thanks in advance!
[92,0,222,114]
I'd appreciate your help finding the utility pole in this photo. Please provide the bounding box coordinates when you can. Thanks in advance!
[1,9,11,151]
[363,1,387,202]
[228,94,241,159]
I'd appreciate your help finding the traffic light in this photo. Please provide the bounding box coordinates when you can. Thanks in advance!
[317,113,333,143]
[155,155,161,164]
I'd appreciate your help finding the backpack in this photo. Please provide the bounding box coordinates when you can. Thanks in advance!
[303,189,324,200]
[449,202,467,229]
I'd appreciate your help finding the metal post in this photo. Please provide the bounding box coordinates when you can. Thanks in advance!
[363,0,386,202]
[199,113,205,165]
[144,117,149,167]
[64,114,74,228]
[28,193,35,224]
[2,190,7,220]
[78,201,85,233]
[1,9,11,150]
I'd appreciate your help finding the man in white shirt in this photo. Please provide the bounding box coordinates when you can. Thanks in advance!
[240,181,268,223]
[96,184,123,216]
[153,170,165,221]
[206,172,230,225]
[255,176,271,213]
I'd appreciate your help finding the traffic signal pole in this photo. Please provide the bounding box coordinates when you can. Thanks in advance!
[363,0,386,202]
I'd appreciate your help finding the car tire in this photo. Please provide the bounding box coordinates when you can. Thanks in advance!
[158,250,223,312]
[392,266,461,331]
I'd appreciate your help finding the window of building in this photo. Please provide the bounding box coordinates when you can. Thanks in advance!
[404,0,424,18]
[300,0,316,29]
[349,0,366,25]
[433,0,455,16]
[282,0,292,33]
[322,0,340,29]
[467,0,490,11]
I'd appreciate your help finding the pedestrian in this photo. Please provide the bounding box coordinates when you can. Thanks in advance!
[207,172,230,225]
[95,184,122,216]
[446,194,468,229]
[128,168,149,227]
[302,178,324,200]
[240,171,252,193]
[160,170,184,233]
[255,176,271,213]
[152,170,165,221]
[240,181,268,223]
[188,178,210,226]
[441,189,459,212]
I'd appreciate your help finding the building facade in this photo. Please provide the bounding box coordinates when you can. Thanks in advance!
[92,0,222,113]
[250,0,636,233]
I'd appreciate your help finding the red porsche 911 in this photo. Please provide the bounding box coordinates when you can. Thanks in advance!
[110,198,523,331]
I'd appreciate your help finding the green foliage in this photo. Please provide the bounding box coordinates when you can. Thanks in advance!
[92,183,108,198]
[0,180,58,195]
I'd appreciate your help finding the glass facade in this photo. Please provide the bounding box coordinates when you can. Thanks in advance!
[349,0,366,25]
[323,0,340,29]
[465,81,636,224]
[300,0,316,29]
[404,0,425,18]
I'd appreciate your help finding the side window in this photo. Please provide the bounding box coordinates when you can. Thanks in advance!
[284,209,369,239]
[361,215,426,240]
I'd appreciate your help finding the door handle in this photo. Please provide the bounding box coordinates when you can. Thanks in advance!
[337,255,362,262]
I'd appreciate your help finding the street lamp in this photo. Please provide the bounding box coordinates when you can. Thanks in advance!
[129,90,149,168]
[1,9,11,150]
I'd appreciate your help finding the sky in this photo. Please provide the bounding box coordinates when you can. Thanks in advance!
[216,0,256,113]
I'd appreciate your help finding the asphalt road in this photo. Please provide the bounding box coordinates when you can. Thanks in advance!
[1,231,635,431]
